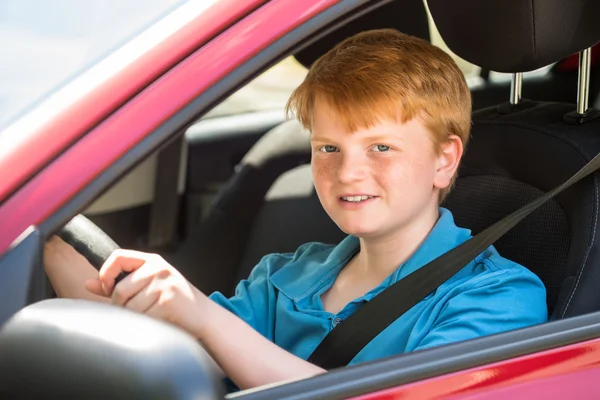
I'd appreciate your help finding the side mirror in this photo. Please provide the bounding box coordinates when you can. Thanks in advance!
[0,299,226,399]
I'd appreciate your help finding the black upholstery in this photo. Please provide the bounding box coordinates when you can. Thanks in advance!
[444,175,570,312]
[427,0,600,72]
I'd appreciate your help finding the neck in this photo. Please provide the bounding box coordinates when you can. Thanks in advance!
[354,204,440,280]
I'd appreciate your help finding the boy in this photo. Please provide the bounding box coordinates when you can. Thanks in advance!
[44,29,547,389]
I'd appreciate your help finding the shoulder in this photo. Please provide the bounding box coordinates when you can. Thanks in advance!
[416,248,548,351]
[444,246,547,320]
[469,246,546,292]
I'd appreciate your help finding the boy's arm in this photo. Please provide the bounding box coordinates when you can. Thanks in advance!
[197,295,326,389]
[198,253,327,388]
[44,236,109,303]
[86,248,326,390]
[45,236,324,387]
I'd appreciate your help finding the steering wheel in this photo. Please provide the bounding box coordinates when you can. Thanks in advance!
[57,215,127,281]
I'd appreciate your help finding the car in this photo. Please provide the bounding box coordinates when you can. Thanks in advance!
[2,0,600,398]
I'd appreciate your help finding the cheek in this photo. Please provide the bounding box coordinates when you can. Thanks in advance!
[312,158,337,189]
[373,155,432,189]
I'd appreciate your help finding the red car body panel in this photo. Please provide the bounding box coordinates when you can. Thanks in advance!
[1,0,599,398]
[352,337,600,399]
[0,0,266,204]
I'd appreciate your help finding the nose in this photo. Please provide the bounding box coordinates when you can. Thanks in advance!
[337,151,368,184]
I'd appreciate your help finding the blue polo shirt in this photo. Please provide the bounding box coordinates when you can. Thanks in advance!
[209,208,547,366]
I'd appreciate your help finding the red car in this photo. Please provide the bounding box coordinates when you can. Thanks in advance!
[2,0,600,398]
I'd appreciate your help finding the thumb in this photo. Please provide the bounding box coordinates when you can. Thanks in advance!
[85,278,108,297]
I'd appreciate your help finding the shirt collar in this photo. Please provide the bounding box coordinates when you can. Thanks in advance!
[269,207,471,301]
[269,235,359,301]
[389,207,472,283]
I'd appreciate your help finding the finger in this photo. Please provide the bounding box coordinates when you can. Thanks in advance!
[110,257,169,306]
[98,250,153,295]
[85,279,106,297]
[123,280,161,313]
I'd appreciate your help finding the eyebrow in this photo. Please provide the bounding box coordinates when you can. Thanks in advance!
[310,133,403,143]
[360,133,403,143]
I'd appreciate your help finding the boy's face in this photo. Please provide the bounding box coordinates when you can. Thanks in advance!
[310,102,459,239]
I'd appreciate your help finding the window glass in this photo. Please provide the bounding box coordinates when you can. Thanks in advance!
[0,0,188,129]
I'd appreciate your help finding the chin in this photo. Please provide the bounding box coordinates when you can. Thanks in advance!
[335,219,381,238]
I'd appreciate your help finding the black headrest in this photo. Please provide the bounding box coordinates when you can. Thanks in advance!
[428,0,600,73]
[295,0,430,68]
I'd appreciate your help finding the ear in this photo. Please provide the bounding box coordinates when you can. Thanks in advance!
[433,134,463,190]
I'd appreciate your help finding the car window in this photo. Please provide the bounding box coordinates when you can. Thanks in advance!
[203,56,309,119]
[0,0,189,130]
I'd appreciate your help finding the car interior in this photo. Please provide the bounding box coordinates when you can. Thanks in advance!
[3,0,600,398]
[84,0,600,302]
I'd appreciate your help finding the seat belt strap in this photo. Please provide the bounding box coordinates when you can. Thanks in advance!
[307,151,600,370]
[147,135,185,249]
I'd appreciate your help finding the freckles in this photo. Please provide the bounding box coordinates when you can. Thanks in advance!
[371,156,425,188]
[313,160,337,180]
[312,160,338,194]
[369,159,392,184]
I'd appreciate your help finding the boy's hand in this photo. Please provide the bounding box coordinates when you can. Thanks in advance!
[86,250,209,338]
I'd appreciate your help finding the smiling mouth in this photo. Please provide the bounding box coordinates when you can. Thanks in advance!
[340,195,376,203]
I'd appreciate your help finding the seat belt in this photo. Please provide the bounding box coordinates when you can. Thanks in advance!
[147,134,185,249]
[307,151,600,370]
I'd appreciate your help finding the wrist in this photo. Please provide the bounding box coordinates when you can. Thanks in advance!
[190,287,217,340]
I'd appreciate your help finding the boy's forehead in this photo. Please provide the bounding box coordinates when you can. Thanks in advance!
[311,98,409,136]
[310,94,415,135]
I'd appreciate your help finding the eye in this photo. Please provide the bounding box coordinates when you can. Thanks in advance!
[319,145,339,153]
[371,144,391,152]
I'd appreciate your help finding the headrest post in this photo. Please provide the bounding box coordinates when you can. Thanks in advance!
[577,47,592,115]
[510,73,523,105]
